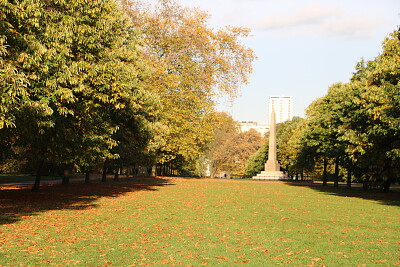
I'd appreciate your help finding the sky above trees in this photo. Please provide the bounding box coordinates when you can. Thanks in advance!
[177,0,399,124]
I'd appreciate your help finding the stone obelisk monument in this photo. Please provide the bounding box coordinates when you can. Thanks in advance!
[253,110,289,180]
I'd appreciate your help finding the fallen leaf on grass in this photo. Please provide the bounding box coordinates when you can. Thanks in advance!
[184,253,195,259]
[371,259,387,263]
[250,246,263,251]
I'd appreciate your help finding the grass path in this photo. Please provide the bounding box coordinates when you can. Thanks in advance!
[0,177,399,266]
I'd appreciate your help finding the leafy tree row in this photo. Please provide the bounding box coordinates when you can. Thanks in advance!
[0,0,256,190]
[255,28,399,191]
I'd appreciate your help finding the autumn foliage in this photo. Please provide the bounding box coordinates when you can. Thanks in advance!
[0,0,256,186]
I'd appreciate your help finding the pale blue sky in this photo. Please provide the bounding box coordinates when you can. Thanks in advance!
[178,0,399,124]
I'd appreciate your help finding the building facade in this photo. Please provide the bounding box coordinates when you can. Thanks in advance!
[239,121,269,137]
[268,96,293,124]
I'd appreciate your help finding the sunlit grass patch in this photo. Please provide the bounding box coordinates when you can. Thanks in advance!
[0,178,399,266]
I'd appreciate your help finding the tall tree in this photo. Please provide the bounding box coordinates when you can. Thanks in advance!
[297,28,400,190]
[0,0,157,190]
[244,136,269,177]
[276,117,309,179]
[121,0,256,170]
[206,112,238,177]
[300,83,352,186]
[340,29,400,191]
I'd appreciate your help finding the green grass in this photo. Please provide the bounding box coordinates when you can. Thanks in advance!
[0,178,399,266]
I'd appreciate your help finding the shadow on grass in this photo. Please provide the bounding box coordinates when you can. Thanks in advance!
[0,176,173,225]
[284,181,400,207]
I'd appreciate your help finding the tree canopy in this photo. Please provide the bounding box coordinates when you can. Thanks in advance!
[121,0,256,172]
[268,28,400,191]
[0,0,159,189]
[0,0,256,188]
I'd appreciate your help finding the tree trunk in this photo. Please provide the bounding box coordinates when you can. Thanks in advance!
[300,171,304,181]
[151,165,156,177]
[322,158,328,186]
[363,178,369,190]
[333,157,339,187]
[102,160,108,182]
[62,166,70,186]
[85,170,90,184]
[114,168,119,181]
[383,179,391,193]
[383,168,395,193]
[346,168,352,188]
[32,158,44,192]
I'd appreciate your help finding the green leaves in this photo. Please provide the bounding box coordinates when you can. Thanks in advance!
[1,0,256,179]
[121,0,256,172]
[0,35,28,129]
[294,28,400,188]
[0,0,160,182]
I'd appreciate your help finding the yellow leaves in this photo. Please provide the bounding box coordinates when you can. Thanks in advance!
[114,102,126,110]
[130,0,255,94]
[54,88,75,103]
[57,106,74,116]
[160,255,175,264]
[119,0,256,167]
[310,257,322,262]
[17,52,29,63]
[95,93,110,104]
[371,259,388,263]
[329,251,349,258]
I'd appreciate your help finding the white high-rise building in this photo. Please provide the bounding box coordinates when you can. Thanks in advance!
[268,96,293,124]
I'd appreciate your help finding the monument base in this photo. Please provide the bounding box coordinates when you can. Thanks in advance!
[264,160,280,172]
[252,171,291,180]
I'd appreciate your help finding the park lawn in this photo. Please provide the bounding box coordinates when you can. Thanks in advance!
[0,177,399,266]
